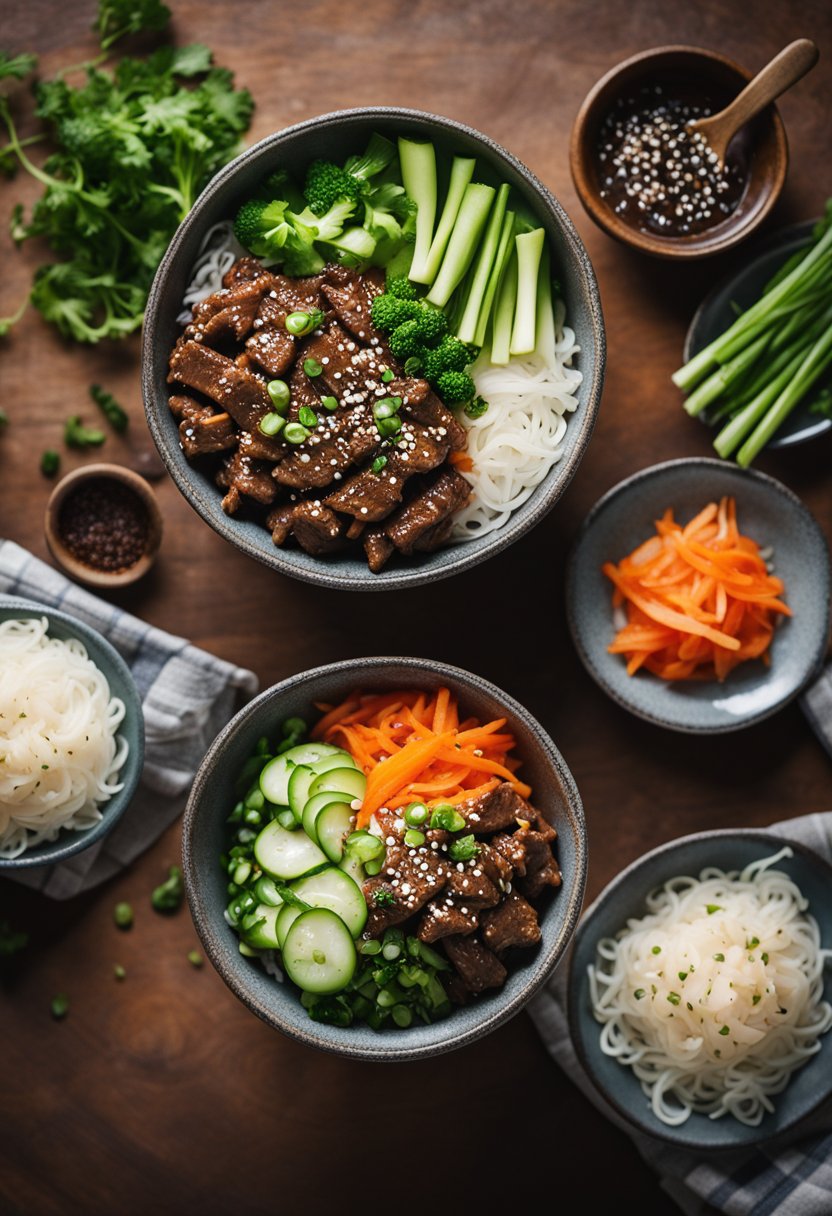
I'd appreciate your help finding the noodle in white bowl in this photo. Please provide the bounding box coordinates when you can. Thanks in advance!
[0,617,128,859]
[588,849,832,1127]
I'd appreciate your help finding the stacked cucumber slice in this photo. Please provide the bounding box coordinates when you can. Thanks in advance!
[237,741,375,995]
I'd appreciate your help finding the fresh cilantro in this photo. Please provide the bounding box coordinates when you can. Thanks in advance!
[373,889,395,907]
[90,383,128,432]
[0,51,38,81]
[64,416,106,448]
[448,834,480,862]
[94,0,172,51]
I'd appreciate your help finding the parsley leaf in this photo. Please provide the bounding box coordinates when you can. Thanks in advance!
[94,0,172,51]
[64,416,106,449]
[0,51,38,81]
[90,383,129,432]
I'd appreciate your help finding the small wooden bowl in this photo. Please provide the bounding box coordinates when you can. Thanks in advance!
[570,46,788,259]
[45,463,163,589]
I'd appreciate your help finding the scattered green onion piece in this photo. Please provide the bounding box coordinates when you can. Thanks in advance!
[429,805,466,832]
[404,803,429,827]
[382,943,401,961]
[284,422,311,445]
[381,369,395,383]
[713,953,725,962]
[376,415,402,438]
[303,357,323,378]
[114,902,133,930]
[51,994,69,1020]
[667,992,681,1006]
[391,1004,412,1028]
[298,405,318,428]
[320,395,339,411]
[371,455,388,474]
[404,829,426,848]
[753,994,762,1005]
[359,939,382,955]
[114,964,126,981]
[719,1025,730,1036]
[285,309,324,337]
[365,859,383,877]
[448,834,480,862]
[40,449,60,477]
[707,905,722,915]
[266,379,291,412]
[151,866,184,914]
[232,860,251,886]
[372,397,400,420]
[651,946,661,955]
[187,950,204,968]
[403,356,422,376]
[762,953,769,964]
[633,988,645,1000]
[259,412,286,437]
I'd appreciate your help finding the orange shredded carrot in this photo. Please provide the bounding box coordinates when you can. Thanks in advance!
[449,451,474,472]
[312,688,528,827]
[603,497,790,683]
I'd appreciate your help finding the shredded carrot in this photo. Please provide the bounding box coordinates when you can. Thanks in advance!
[312,689,529,827]
[603,497,790,683]
[449,451,474,472]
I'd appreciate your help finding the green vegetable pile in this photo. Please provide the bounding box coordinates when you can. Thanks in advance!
[674,201,832,466]
[0,0,253,342]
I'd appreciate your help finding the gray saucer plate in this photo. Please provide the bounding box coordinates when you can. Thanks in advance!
[684,219,831,449]
[566,458,831,734]
[0,595,145,869]
[568,828,832,1151]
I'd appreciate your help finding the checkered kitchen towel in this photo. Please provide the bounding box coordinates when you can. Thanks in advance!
[529,808,832,1216]
[0,539,258,898]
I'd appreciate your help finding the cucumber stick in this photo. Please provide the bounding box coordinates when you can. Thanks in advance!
[426,182,496,309]
[399,137,437,283]
[414,155,475,286]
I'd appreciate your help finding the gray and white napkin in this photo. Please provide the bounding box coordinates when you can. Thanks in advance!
[0,539,258,899]
[529,810,832,1216]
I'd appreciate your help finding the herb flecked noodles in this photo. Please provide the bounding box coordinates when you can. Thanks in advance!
[0,618,128,859]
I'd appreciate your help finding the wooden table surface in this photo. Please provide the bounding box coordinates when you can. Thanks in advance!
[2,2,831,1212]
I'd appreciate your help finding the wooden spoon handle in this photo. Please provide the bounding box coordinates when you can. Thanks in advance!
[721,39,819,133]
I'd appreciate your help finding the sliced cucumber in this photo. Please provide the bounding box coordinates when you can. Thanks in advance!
[291,866,367,937]
[254,819,327,880]
[309,766,366,802]
[302,789,353,844]
[316,802,355,863]
[282,908,357,995]
[259,742,343,806]
[241,903,281,950]
[276,902,304,949]
[287,764,317,823]
[308,750,357,775]
[254,875,285,907]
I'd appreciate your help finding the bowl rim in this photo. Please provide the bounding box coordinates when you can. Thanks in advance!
[565,456,832,734]
[182,655,588,1060]
[44,461,164,589]
[141,105,606,591]
[569,44,789,259]
[567,825,832,1150]
[0,594,145,869]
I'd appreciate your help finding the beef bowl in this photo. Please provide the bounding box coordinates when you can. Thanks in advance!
[182,657,587,1060]
[142,107,605,590]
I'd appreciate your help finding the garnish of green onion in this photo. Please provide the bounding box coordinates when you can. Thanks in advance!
[651,945,661,955]
[373,397,400,420]
[678,971,688,982]
[381,368,395,383]
[752,994,761,1005]
[376,415,402,438]
[114,964,126,981]
[761,953,769,964]
[713,953,725,962]
[259,412,286,437]
[707,904,722,915]
[746,937,760,949]
[114,902,133,930]
[404,803,429,827]
[284,422,311,445]
[371,455,388,474]
[187,950,204,968]
[303,357,323,378]
[51,994,69,1020]
[719,1025,730,1036]
[267,379,291,412]
[404,829,426,847]
[285,309,324,336]
[297,405,318,428]
[320,395,339,411]
[667,992,681,1006]
[633,988,645,1000]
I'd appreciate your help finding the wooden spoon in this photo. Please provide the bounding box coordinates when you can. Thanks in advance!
[689,39,819,167]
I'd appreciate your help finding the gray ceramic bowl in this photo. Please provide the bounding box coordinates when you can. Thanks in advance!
[182,657,587,1060]
[142,107,605,591]
[568,828,832,1151]
[566,458,831,733]
[0,596,145,869]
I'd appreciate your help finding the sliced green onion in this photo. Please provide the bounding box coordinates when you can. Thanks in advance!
[448,834,479,862]
[320,395,339,411]
[376,415,402,438]
[297,405,318,428]
[381,368,395,383]
[303,357,323,378]
[373,397,400,420]
[429,805,466,832]
[284,422,311,445]
[51,994,69,1020]
[286,309,324,337]
[114,902,133,930]
[267,379,291,412]
[404,803,429,827]
[371,455,388,474]
[359,938,382,955]
[391,1004,412,1028]
[259,412,286,437]
[404,829,426,848]
[719,1025,730,1036]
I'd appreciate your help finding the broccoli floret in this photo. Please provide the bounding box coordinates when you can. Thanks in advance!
[293,199,356,242]
[435,370,476,404]
[422,335,471,380]
[304,160,364,216]
[344,133,396,183]
[411,306,448,346]
[234,198,289,254]
[388,320,425,360]
[386,275,418,301]
[370,294,420,332]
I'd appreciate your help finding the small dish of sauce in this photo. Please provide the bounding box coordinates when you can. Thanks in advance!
[45,463,163,588]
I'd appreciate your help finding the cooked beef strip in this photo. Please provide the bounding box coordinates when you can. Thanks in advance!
[291,502,347,556]
[238,429,286,462]
[345,518,366,541]
[481,891,542,953]
[490,832,529,877]
[382,467,471,556]
[363,528,395,573]
[168,340,271,432]
[320,266,385,340]
[402,384,467,451]
[266,503,295,545]
[478,841,514,889]
[444,972,471,1006]
[363,844,448,935]
[216,449,277,513]
[186,274,274,343]
[443,934,507,994]
[418,899,480,943]
[443,859,501,909]
[267,271,326,316]
[245,326,296,377]
[323,421,452,521]
[169,393,211,422]
[223,256,267,288]
[458,783,534,835]
[180,411,238,458]
[517,829,562,901]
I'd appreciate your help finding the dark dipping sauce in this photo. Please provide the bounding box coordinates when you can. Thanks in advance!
[58,478,149,573]
[596,85,747,237]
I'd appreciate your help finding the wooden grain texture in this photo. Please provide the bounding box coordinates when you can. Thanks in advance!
[1,1,830,1212]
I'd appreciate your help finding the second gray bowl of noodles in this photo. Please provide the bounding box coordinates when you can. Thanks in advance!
[0,597,144,869]
[141,107,605,590]
[568,829,832,1150]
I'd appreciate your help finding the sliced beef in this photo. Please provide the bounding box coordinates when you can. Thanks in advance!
[273,413,381,493]
[459,782,534,835]
[168,341,271,432]
[180,411,237,458]
[266,503,295,545]
[300,325,380,399]
[320,265,385,341]
[443,859,501,910]
[363,844,448,935]
[223,256,268,288]
[187,275,274,344]
[517,830,562,901]
[418,899,479,943]
[382,467,471,556]
[323,422,452,522]
[443,934,507,994]
[245,326,296,377]
[478,841,514,890]
[403,385,467,451]
[216,449,277,514]
[291,502,347,556]
[268,271,326,317]
[363,528,395,574]
[481,891,542,953]
[238,430,286,462]
[491,832,529,877]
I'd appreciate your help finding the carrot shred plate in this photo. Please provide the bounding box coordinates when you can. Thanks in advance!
[603,496,790,682]
[311,688,529,827]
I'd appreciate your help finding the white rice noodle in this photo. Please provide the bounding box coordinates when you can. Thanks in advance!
[588,849,832,1126]
[177,220,248,323]
[450,300,582,541]
[0,617,128,859]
